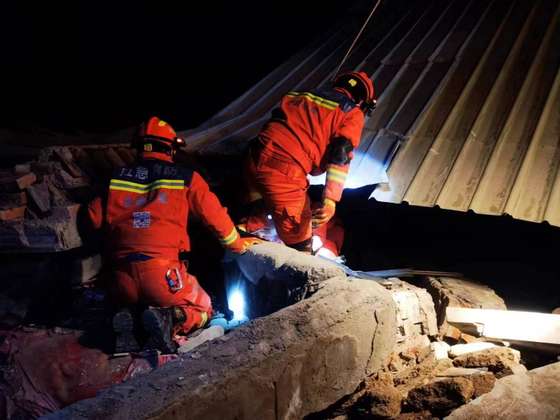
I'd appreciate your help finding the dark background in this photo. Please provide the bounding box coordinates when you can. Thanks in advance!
[0,1,359,132]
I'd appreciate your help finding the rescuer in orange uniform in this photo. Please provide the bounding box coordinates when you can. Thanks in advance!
[88,117,259,353]
[244,71,376,252]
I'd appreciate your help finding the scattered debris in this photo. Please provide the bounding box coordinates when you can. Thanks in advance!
[452,347,523,378]
[447,362,560,420]
[449,342,498,357]
[353,373,403,418]
[178,325,225,354]
[431,341,450,360]
[404,377,474,417]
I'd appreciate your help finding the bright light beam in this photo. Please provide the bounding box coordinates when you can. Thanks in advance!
[228,287,247,321]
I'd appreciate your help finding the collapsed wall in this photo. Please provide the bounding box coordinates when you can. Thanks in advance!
[48,243,397,419]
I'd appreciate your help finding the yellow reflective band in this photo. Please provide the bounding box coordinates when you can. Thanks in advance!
[199,311,208,328]
[109,178,185,193]
[220,227,239,245]
[327,174,347,185]
[327,168,348,184]
[327,167,348,178]
[286,92,339,110]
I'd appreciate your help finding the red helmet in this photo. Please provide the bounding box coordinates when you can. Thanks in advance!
[136,117,185,149]
[333,71,376,109]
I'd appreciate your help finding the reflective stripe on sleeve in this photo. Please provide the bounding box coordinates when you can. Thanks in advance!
[220,227,239,246]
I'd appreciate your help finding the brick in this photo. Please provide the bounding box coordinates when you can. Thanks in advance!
[116,147,136,165]
[104,148,126,168]
[0,192,27,209]
[0,206,26,221]
[0,173,37,192]
[53,148,85,178]
[26,182,51,214]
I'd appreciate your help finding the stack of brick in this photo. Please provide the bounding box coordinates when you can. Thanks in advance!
[0,144,135,252]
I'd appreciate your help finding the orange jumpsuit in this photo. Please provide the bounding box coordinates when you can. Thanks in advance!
[88,152,240,334]
[247,88,364,247]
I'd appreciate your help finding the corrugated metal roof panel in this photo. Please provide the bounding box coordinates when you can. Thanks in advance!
[186,0,560,228]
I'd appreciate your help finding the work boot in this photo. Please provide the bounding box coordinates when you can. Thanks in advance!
[112,309,140,353]
[142,307,185,354]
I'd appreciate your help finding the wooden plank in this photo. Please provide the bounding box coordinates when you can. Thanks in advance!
[471,2,560,215]
[446,307,560,345]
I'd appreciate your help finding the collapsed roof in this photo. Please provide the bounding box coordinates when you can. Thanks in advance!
[181,0,560,227]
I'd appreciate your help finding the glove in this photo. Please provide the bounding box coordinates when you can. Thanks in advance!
[312,198,336,228]
[227,236,264,255]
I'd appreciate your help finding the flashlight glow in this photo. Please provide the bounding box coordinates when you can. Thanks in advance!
[312,235,323,253]
[228,287,247,321]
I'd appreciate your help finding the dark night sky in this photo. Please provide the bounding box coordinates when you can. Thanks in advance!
[1,1,359,132]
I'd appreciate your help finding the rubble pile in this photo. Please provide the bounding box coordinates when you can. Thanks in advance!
[318,331,530,419]
[0,145,133,252]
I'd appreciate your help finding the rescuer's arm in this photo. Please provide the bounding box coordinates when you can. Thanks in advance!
[313,109,365,228]
[188,172,261,254]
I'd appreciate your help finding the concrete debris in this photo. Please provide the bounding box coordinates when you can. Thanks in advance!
[470,371,496,398]
[452,347,523,378]
[404,377,474,416]
[443,324,463,343]
[391,282,438,342]
[178,325,225,354]
[354,373,402,418]
[415,277,506,332]
[49,249,397,420]
[431,341,451,360]
[449,342,498,357]
[447,362,560,420]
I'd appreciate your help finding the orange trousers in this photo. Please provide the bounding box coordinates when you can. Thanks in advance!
[112,259,212,334]
[245,149,312,247]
